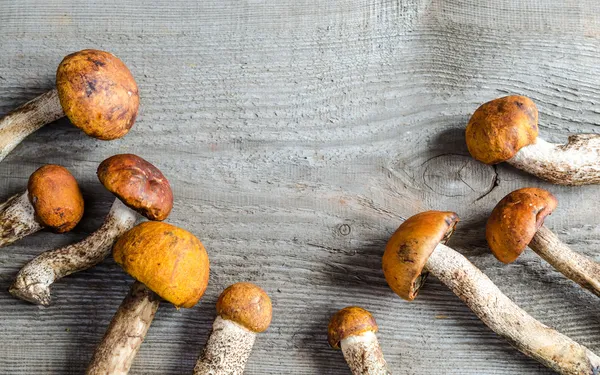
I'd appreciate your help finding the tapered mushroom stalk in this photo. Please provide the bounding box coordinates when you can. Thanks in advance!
[466,95,600,185]
[86,221,210,375]
[194,282,272,375]
[0,164,83,248]
[0,49,138,163]
[487,187,600,297]
[382,211,600,375]
[328,307,390,375]
[10,154,173,305]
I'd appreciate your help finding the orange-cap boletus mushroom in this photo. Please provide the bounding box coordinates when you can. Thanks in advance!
[328,306,390,375]
[0,49,138,163]
[0,164,83,247]
[86,221,209,374]
[194,282,272,375]
[466,95,600,185]
[10,154,173,306]
[487,187,600,297]
[383,211,600,374]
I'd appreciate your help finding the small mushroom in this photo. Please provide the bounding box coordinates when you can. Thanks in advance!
[86,221,210,375]
[10,154,173,305]
[194,282,272,375]
[465,95,600,185]
[382,211,600,375]
[487,187,600,297]
[328,306,390,375]
[0,49,138,163]
[0,164,83,247]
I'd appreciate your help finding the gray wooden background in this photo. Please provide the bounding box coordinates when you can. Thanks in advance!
[1,0,599,374]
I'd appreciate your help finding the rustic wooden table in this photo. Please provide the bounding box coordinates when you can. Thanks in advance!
[1,1,599,374]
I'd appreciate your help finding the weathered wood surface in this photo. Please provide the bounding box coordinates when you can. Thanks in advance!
[1,0,600,374]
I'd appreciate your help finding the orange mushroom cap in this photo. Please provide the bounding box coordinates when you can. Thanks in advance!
[328,306,378,349]
[466,95,539,164]
[56,49,139,140]
[27,165,84,233]
[486,188,557,264]
[97,154,173,221]
[216,282,272,333]
[382,211,459,301]
[113,221,210,308]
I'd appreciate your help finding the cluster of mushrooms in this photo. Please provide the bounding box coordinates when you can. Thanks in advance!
[0,50,599,375]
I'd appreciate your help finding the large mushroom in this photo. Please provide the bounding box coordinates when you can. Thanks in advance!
[328,306,390,375]
[0,164,83,247]
[193,282,272,375]
[487,187,600,297]
[465,95,600,185]
[10,154,173,305]
[382,211,600,375]
[0,49,138,163]
[86,221,210,375]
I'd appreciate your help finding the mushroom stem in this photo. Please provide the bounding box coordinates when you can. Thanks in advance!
[0,190,42,248]
[340,331,391,375]
[86,281,160,375]
[529,225,600,298]
[10,198,137,305]
[426,243,600,375]
[193,316,257,375]
[0,89,64,163]
[508,136,600,185]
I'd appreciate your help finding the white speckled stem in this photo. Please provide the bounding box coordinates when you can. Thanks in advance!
[0,89,64,163]
[340,331,391,375]
[426,243,600,375]
[10,198,137,305]
[193,316,257,375]
[0,190,42,248]
[86,281,160,375]
[508,136,600,185]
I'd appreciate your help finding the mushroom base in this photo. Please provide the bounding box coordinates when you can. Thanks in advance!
[340,331,391,375]
[0,191,42,248]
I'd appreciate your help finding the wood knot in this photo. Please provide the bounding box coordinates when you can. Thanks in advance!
[421,154,496,198]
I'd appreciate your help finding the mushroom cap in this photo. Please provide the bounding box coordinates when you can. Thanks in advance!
[216,282,272,333]
[382,211,459,301]
[465,95,539,164]
[27,165,84,233]
[56,49,139,140]
[486,187,557,264]
[113,221,210,308]
[97,154,173,221]
[327,306,378,349]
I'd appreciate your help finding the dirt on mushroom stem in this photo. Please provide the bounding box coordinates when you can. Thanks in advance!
[340,332,391,375]
[0,191,43,248]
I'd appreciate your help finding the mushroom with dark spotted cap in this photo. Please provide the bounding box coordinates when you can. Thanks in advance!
[194,282,272,375]
[487,187,600,297]
[383,211,600,375]
[10,154,173,306]
[0,164,83,248]
[466,95,600,185]
[328,306,390,375]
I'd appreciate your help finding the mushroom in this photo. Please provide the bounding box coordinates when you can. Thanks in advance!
[194,282,272,375]
[86,221,210,375]
[10,154,173,305]
[0,49,138,163]
[328,306,390,375]
[487,187,600,297]
[465,95,600,185]
[0,164,83,247]
[382,211,600,375]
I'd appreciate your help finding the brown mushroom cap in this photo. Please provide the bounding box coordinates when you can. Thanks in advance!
[97,154,173,221]
[56,49,139,140]
[328,306,378,349]
[465,95,539,164]
[216,282,272,333]
[113,221,210,308]
[382,211,459,301]
[27,165,84,233]
[486,188,557,264]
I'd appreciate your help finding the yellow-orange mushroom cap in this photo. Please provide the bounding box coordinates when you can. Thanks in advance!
[216,282,272,333]
[328,306,378,349]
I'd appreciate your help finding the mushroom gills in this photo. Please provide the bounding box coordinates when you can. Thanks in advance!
[0,191,42,248]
